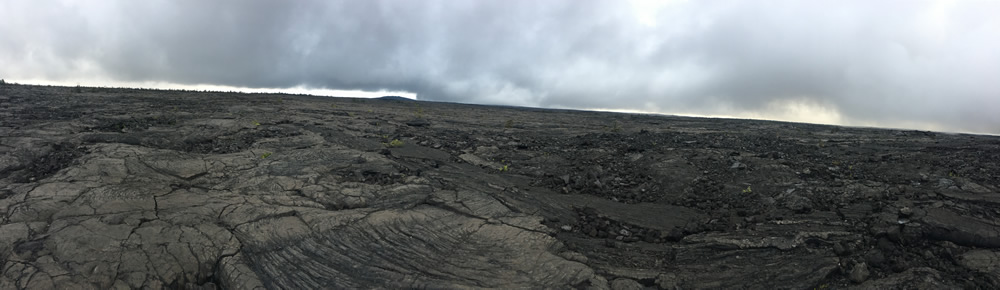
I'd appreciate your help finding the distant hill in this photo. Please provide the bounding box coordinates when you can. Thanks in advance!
[378,96,415,101]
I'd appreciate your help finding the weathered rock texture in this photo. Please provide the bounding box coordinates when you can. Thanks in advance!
[2,84,999,289]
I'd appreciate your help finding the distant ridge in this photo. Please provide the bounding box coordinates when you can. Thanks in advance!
[378,96,415,101]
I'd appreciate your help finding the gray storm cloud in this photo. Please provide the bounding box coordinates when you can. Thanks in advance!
[1,0,998,133]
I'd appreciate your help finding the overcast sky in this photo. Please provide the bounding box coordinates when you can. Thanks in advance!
[2,1,998,134]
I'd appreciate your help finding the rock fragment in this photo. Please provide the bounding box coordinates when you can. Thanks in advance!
[405,118,430,127]
[899,206,913,217]
[849,262,870,283]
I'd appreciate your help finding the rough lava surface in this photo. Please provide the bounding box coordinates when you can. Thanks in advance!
[1,84,999,289]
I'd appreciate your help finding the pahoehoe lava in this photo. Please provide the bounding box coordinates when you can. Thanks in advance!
[2,83,999,289]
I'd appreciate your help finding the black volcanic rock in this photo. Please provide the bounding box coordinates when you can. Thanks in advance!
[405,118,430,127]
[1,84,999,289]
